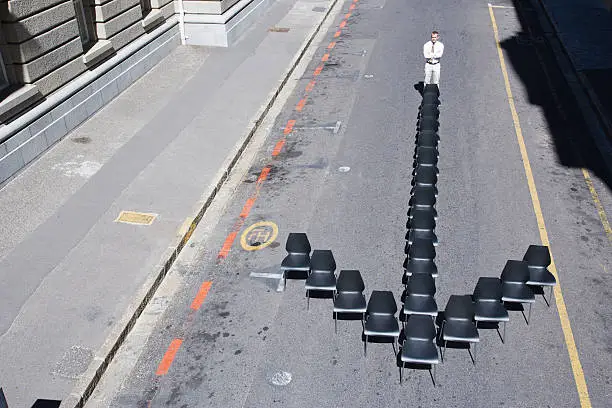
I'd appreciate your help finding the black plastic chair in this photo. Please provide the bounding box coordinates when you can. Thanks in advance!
[399,315,439,385]
[473,277,509,343]
[440,295,479,364]
[408,185,437,211]
[413,146,439,168]
[418,117,439,132]
[523,245,556,306]
[333,270,367,333]
[403,258,438,282]
[500,260,535,324]
[305,250,336,310]
[280,233,311,287]
[421,93,440,105]
[363,291,400,357]
[406,207,438,247]
[423,83,440,96]
[412,165,438,189]
[402,274,438,320]
[405,238,436,261]
[416,131,440,148]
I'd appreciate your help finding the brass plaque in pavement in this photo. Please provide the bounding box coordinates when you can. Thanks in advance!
[115,211,157,225]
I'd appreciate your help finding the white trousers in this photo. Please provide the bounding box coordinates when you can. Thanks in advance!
[424,63,441,85]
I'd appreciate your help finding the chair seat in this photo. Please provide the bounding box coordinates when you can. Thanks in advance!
[334,292,367,313]
[305,272,336,291]
[280,253,310,271]
[407,238,436,260]
[474,301,509,322]
[405,273,436,295]
[443,320,479,343]
[502,282,535,303]
[401,339,439,364]
[413,166,438,186]
[364,315,400,337]
[403,295,438,317]
[444,295,475,321]
[527,268,556,286]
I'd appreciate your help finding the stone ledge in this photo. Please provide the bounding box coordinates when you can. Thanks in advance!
[142,10,165,31]
[0,84,42,122]
[82,40,115,66]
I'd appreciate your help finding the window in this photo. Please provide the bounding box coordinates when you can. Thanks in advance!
[73,0,97,49]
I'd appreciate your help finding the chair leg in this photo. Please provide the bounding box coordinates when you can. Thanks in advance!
[307,290,310,310]
[334,312,337,334]
[527,302,532,325]
[392,340,397,356]
[364,335,368,357]
[472,342,477,365]
[400,364,404,384]
[548,285,553,307]
[442,339,447,362]
[432,363,437,386]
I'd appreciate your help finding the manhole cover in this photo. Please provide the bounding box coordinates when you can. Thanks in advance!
[115,211,158,225]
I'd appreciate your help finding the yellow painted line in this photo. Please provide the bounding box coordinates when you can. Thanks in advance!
[115,210,158,225]
[240,221,279,251]
[488,5,592,407]
[581,168,612,245]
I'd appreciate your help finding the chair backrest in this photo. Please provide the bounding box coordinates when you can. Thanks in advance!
[473,277,502,301]
[406,273,436,296]
[414,165,438,185]
[336,270,365,293]
[408,208,436,231]
[500,260,530,283]
[310,250,336,273]
[367,290,397,315]
[523,245,551,269]
[404,315,437,340]
[285,233,311,254]
[408,238,436,260]
[444,295,475,321]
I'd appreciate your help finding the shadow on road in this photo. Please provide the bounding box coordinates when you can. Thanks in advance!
[498,0,612,191]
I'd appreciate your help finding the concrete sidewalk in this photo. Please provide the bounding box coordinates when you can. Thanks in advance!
[0,0,338,406]
[535,0,612,140]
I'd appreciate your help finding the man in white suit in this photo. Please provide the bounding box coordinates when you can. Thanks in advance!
[423,31,444,85]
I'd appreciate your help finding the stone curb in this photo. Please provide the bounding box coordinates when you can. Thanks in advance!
[59,0,341,406]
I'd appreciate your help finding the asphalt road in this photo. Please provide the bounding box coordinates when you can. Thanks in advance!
[92,0,612,406]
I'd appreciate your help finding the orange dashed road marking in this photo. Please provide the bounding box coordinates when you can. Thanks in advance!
[345,12,352,18]
[350,4,355,9]
[305,80,316,92]
[321,53,330,62]
[334,30,341,38]
[190,281,212,311]
[272,139,286,156]
[340,21,347,28]
[284,119,296,134]
[328,42,336,49]
[314,65,324,75]
[156,339,183,376]
[296,98,307,111]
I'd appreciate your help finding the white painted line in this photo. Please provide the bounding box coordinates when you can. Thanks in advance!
[333,120,342,134]
[250,272,283,278]
[488,3,515,8]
